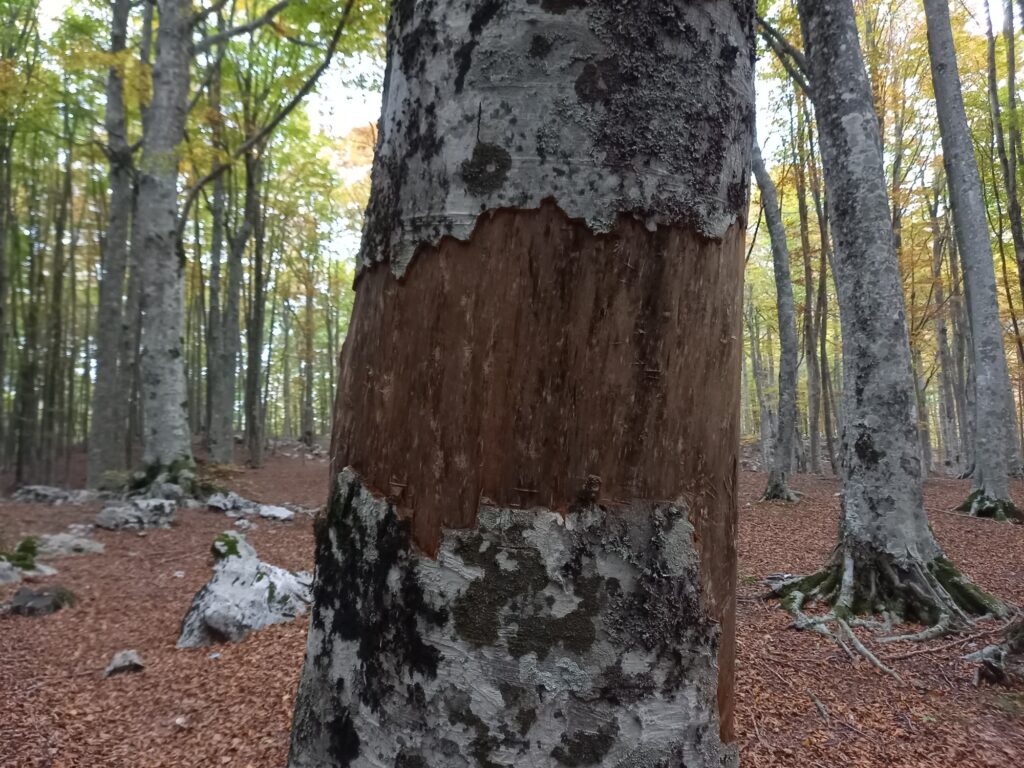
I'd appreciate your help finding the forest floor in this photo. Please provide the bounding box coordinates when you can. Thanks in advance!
[1,456,1022,768]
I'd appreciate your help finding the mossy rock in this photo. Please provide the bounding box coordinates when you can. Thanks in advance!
[211,533,241,560]
[0,537,39,571]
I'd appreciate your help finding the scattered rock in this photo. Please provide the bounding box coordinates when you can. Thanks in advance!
[174,571,186,579]
[20,563,59,579]
[0,560,22,585]
[8,586,77,616]
[96,498,175,531]
[36,533,105,558]
[177,531,311,648]
[257,505,294,521]
[104,650,145,678]
[12,486,97,505]
[969,616,1024,686]
[207,492,254,514]
[233,519,254,531]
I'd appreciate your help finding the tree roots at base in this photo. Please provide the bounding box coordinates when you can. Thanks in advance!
[761,476,801,503]
[956,490,1024,523]
[773,545,1009,678]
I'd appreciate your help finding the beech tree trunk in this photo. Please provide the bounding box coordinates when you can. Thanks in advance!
[289,3,754,766]
[136,0,194,479]
[782,0,1006,624]
[88,0,133,486]
[752,138,799,500]
[925,0,1021,519]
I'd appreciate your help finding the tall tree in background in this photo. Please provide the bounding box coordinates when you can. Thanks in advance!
[923,0,1023,520]
[776,0,1005,645]
[753,136,800,501]
[88,0,133,486]
[289,1,754,765]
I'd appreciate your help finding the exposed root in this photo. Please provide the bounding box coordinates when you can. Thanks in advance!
[771,544,1009,676]
[956,490,1024,523]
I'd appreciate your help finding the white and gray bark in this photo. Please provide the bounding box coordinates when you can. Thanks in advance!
[924,0,1021,519]
[752,137,799,500]
[89,0,134,486]
[781,0,1007,622]
[136,0,194,476]
[930,188,962,473]
[290,2,754,766]
[292,470,734,768]
[357,1,752,278]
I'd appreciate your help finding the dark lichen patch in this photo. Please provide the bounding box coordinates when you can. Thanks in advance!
[551,720,618,766]
[508,575,601,659]
[854,431,885,467]
[529,34,553,58]
[541,0,588,12]
[574,57,624,105]
[595,659,657,704]
[451,533,548,646]
[396,750,428,768]
[498,682,539,736]
[447,691,502,768]
[312,475,448,713]
[326,708,360,767]
[460,141,512,196]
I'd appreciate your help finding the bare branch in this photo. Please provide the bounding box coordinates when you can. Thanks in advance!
[194,0,289,54]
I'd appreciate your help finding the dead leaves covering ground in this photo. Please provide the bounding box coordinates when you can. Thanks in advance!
[1,459,1022,767]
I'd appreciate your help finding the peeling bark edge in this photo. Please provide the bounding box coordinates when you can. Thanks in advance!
[359,0,756,277]
[290,468,737,768]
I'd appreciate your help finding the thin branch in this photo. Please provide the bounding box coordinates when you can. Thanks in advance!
[178,0,356,234]
[757,16,813,98]
[194,0,289,54]
[192,0,233,28]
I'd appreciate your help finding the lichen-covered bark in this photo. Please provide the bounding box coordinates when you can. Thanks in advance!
[791,0,1006,619]
[752,137,799,501]
[360,0,754,277]
[137,0,194,473]
[293,1,755,764]
[924,0,1021,520]
[291,470,735,768]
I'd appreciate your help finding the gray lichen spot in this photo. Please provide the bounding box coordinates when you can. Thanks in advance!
[358,0,756,277]
[287,467,734,767]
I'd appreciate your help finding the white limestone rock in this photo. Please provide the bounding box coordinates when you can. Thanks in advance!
[96,498,176,531]
[176,531,311,648]
[36,533,105,557]
[104,649,145,678]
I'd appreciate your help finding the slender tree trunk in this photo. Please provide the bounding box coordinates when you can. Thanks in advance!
[88,0,134,487]
[753,138,800,500]
[747,292,776,469]
[136,0,194,480]
[779,0,1006,626]
[930,189,961,473]
[925,0,1021,519]
[794,103,821,474]
[245,172,267,467]
[289,3,754,765]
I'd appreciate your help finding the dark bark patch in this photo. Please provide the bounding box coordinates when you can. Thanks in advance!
[326,709,360,768]
[540,0,588,12]
[551,720,618,766]
[508,574,600,659]
[460,141,512,196]
[853,431,885,468]
[574,57,624,104]
[313,477,449,711]
[529,34,553,58]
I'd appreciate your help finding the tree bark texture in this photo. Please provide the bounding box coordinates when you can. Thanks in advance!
[752,138,799,500]
[925,0,1021,519]
[88,0,133,486]
[290,2,755,766]
[137,0,193,475]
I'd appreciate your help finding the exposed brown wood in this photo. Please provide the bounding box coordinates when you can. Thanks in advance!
[331,199,744,737]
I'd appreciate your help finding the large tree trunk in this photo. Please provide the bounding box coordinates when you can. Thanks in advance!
[88,0,133,487]
[136,0,194,481]
[781,0,1006,627]
[752,138,800,501]
[925,0,1022,520]
[289,3,754,766]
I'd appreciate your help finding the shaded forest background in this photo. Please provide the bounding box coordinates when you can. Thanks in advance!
[1,0,1023,486]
